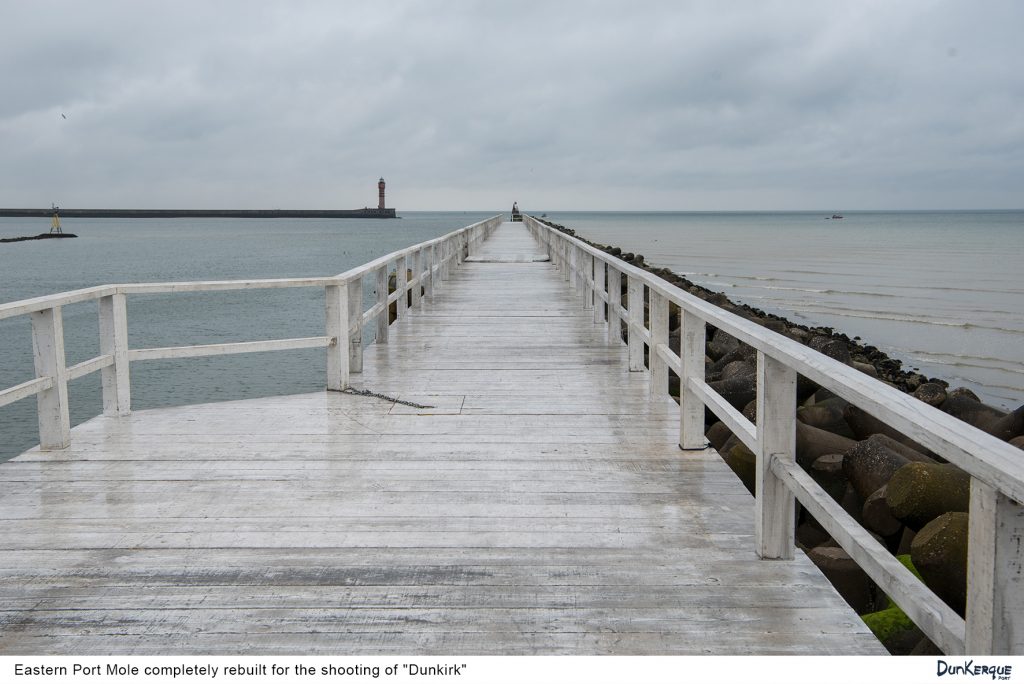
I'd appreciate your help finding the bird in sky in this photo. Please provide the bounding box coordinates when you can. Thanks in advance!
[61,113,66,119]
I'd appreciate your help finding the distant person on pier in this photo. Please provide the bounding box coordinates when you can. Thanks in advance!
[511,202,521,221]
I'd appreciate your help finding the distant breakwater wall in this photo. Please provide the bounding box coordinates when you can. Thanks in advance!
[541,218,1024,655]
[0,208,397,219]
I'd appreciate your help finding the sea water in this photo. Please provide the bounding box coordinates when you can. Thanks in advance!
[544,210,1023,410]
[1,210,1021,461]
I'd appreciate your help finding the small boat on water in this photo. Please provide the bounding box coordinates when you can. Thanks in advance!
[826,214,844,219]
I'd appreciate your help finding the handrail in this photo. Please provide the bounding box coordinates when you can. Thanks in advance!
[524,213,1024,655]
[0,214,502,452]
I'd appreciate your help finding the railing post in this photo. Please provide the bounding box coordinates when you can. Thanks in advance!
[679,309,706,450]
[99,293,131,416]
[31,306,70,450]
[426,245,436,298]
[649,290,668,398]
[627,276,644,371]
[966,480,1024,654]
[562,241,570,282]
[582,254,593,310]
[375,265,389,344]
[568,246,577,290]
[396,254,408,319]
[348,277,364,373]
[607,267,622,345]
[411,249,423,308]
[755,351,797,560]
[325,282,349,391]
[593,258,606,323]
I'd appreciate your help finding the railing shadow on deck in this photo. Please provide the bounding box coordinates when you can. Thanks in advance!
[523,213,1024,657]
[0,215,502,446]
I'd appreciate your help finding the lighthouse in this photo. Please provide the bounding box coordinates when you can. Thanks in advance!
[378,178,386,210]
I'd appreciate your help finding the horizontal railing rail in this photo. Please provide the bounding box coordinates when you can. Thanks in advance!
[524,214,1024,656]
[0,215,502,450]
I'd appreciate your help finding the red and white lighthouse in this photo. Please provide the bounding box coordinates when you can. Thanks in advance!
[378,178,386,210]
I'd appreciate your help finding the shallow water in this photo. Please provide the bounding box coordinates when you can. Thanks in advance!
[542,210,1024,410]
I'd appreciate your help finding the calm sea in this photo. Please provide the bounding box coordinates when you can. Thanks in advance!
[1,210,1021,461]
[544,210,1024,411]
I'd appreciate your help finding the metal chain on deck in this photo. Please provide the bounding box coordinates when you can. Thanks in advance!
[334,387,435,409]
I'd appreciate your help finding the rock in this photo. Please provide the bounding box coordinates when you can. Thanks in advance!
[842,436,912,500]
[861,606,918,654]
[1011,435,1024,450]
[862,485,902,537]
[985,405,1024,441]
[841,483,865,525]
[865,433,934,464]
[721,360,756,381]
[911,512,968,615]
[797,403,855,439]
[843,405,930,454]
[707,374,757,413]
[886,462,970,530]
[913,382,947,408]
[940,393,1006,432]
[810,454,847,502]
[796,422,857,469]
[851,361,879,378]
[806,545,877,614]
[796,521,834,550]
[809,336,853,364]
[706,421,733,452]
[947,387,980,402]
[707,328,741,361]
[709,346,756,377]
[722,442,756,494]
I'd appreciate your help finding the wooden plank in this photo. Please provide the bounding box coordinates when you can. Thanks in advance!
[66,354,114,382]
[755,352,796,560]
[0,376,53,409]
[98,293,130,416]
[30,306,70,450]
[128,336,331,362]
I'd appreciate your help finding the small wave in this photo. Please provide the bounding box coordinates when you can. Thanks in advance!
[794,307,1024,334]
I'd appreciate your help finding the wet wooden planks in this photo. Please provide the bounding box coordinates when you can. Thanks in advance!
[0,223,884,654]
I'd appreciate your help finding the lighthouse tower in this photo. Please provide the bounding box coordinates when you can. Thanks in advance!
[378,178,386,210]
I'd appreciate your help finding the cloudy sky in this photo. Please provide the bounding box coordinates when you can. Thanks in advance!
[1,1,1021,210]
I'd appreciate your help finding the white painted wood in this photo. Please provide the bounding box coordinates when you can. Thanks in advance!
[593,259,606,323]
[688,377,757,453]
[31,306,70,450]
[375,266,389,344]
[607,267,622,345]
[67,354,114,382]
[967,479,1024,654]
[347,277,364,374]
[0,376,53,408]
[756,352,797,561]
[627,276,644,372]
[325,284,349,391]
[583,253,594,310]
[772,456,966,654]
[396,255,408,318]
[411,249,423,308]
[0,285,115,321]
[679,309,706,450]
[129,336,331,362]
[99,293,131,416]
[649,290,669,398]
[655,343,681,376]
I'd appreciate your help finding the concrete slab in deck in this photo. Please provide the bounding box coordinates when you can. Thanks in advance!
[0,223,884,654]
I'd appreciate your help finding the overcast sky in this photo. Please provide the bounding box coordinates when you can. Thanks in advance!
[1,1,1021,210]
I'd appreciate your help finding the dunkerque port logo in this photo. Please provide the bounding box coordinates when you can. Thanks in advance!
[936,660,1013,681]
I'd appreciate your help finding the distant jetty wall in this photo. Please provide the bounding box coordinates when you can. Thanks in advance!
[0,208,397,219]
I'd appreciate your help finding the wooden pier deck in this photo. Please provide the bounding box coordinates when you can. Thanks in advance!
[0,223,884,655]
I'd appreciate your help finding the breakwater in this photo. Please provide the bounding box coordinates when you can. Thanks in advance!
[540,218,1024,655]
[0,207,396,219]
[0,233,77,243]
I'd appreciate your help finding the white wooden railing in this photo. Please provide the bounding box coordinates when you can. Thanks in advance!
[0,215,502,450]
[525,214,1024,656]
